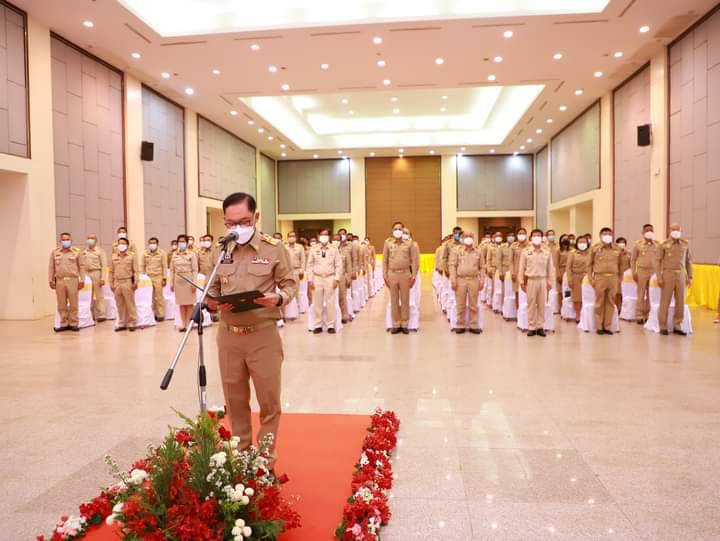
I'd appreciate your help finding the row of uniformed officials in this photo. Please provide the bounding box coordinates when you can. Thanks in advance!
[435,223,693,336]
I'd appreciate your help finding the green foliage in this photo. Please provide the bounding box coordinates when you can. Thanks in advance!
[184,411,219,497]
[151,431,183,509]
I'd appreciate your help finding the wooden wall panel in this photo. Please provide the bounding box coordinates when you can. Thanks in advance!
[365,156,441,253]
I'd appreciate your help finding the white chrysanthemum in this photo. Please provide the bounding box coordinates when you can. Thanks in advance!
[242,526,252,537]
[244,487,254,497]
[129,469,148,485]
[210,451,227,468]
[234,518,246,527]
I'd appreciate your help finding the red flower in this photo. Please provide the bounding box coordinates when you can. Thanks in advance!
[218,425,232,441]
[277,473,290,485]
[175,429,192,446]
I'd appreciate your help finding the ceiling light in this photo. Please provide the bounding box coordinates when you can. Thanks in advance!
[341,98,349,104]
[268,65,278,73]
[493,56,503,63]
[536,128,543,134]
[503,30,513,38]
[489,149,495,153]
[377,59,386,67]
[321,63,329,69]
[639,25,650,33]
[520,145,526,150]
[212,69,221,75]
[553,53,563,60]
[338,150,344,154]
[383,79,391,85]
[546,118,553,123]
[440,107,447,112]
[429,150,435,154]
[391,96,398,102]
[527,138,533,143]
[184,87,194,95]
[373,36,383,44]
[313,154,319,158]
[281,83,290,91]
[488,74,497,81]
[258,128,265,133]
[435,57,445,65]
[251,43,260,50]
[131,52,141,59]
[441,95,448,100]
[369,152,375,157]
[393,108,400,114]
[248,120,255,125]
[575,88,584,95]
[83,20,94,28]
[161,72,171,79]
[613,51,624,58]
[281,152,287,157]
[560,105,568,111]
[268,135,274,140]
[280,143,286,148]
[594,71,603,78]
[230,110,238,116]
[398,148,404,153]
[460,147,466,151]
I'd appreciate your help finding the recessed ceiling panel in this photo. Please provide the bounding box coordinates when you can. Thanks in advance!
[118,0,611,37]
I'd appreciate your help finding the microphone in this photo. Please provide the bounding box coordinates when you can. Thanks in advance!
[218,231,238,245]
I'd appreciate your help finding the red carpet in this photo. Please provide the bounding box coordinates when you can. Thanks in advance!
[83,413,369,540]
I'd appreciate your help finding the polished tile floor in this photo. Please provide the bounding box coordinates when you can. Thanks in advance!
[3,277,720,540]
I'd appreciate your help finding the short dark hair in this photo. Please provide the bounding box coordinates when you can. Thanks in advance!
[177,234,188,242]
[600,227,612,234]
[546,229,555,234]
[148,237,159,243]
[205,234,214,241]
[616,237,627,244]
[531,229,543,236]
[517,228,527,234]
[319,228,330,235]
[117,237,129,245]
[117,226,127,232]
[288,230,297,236]
[60,232,71,237]
[452,226,462,232]
[642,223,654,230]
[338,228,347,234]
[223,192,257,213]
[392,221,404,228]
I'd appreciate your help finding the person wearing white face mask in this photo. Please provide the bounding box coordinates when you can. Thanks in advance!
[510,229,530,308]
[589,227,623,335]
[336,228,354,323]
[112,226,137,255]
[485,232,503,306]
[384,221,419,334]
[80,234,107,322]
[631,224,660,325]
[169,234,198,331]
[518,229,556,336]
[205,192,297,466]
[49,232,84,332]
[566,235,592,322]
[109,237,139,331]
[657,223,693,335]
[306,228,342,334]
[196,235,216,277]
[141,236,167,322]
[449,232,484,334]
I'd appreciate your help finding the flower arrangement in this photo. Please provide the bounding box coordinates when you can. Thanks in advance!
[38,407,300,541]
[335,409,400,541]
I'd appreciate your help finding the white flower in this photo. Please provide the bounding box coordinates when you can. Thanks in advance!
[240,495,250,505]
[112,502,124,513]
[229,436,241,449]
[244,487,254,497]
[242,526,252,537]
[231,526,242,536]
[234,483,245,493]
[234,518,246,528]
[210,451,227,468]
[129,469,148,485]
[359,452,370,467]
[105,515,116,526]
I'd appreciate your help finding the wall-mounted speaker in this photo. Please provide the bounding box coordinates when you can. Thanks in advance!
[141,141,155,161]
[637,124,651,147]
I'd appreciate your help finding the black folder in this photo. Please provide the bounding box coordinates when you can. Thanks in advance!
[208,290,265,313]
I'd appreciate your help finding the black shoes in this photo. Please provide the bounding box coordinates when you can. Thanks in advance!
[328,328,336,334]
[527,330,537,337]
[401,328,409,335]
[390,327,401,334]
[660,329,669,335]
[636,319,645,325]
[341,319,349,324]
[673,329,687,336]
[129,327,136,332]
[53,326,69,333]
[154,316,163,322]
[469,329,483,335]
[313,327,323,334]
[115,326,127,332]
[69,326,80,332]
[455,328,466,334]
[97,317,107,322]
[537,329,546,337]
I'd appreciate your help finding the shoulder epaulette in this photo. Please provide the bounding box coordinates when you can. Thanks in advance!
[261,234,280,246]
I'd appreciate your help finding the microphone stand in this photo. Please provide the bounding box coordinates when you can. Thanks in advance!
[160,241,232,413]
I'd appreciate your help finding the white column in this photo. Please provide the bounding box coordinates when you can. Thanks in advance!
[123,76,145,243]
[649,49,669,239]
[184,109,201,235]
[350,157,366,237]
[441,154,457,234]
[594,93,615,235]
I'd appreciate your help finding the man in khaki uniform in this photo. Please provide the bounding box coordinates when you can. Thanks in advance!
[337,229,354,323]
[206,193,296,463]
[434,237,447,274]
[80,234,107,322]
[485,232,503,304]
[167,240,178,268]
[109,237,139,331]
[545,229,560,284]
[112,226,137,255]
[449,231,484,334]
[658,223,692,336]
[364,237,377,295]
[306,228,342,334]
[510,228,529,306]
[141,237,167,322]
[441,226,463,276]
[498,233,513,299]
[286,231,306,284]
[196,235,217,277]
[403,228,421,277]
[519,229,556,337]
[631,223,660,325]
[383,221,419,334]
[49,232,84,332]
[589,227,623,335]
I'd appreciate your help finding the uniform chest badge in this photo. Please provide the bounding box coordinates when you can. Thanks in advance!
[221,254,234,264]
[251,256,270,265]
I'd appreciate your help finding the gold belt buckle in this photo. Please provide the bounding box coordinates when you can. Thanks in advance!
[229,323,254,335]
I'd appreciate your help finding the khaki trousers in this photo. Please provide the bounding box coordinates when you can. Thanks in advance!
[366,264,374,292]
[388,269,411,327]
[593,273,618,331]
[338,276,350,321]
[635,268,654,320]
[312,275,337,329]
[659,269,686,329]
[486,267,497,302]
[114,279,137,327]
[86,270,106,320]
[527,277,547,331]
[55,277,79,326]
[148,274,165,319]
[217,324,283,456]
[455,276,480,329]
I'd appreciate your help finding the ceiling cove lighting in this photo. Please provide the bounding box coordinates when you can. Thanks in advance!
[553,52,563,60]
[131,52,141,59]
[83,20,94,28]
[321,63,329,69]
[377,59,386,67]
[184,87,194,95]
[251,43,260,50]
[493,56,503,63]
[575,88,584,95]
[639,25,650,33]
[488,74,497,81]
[593,71,603,78]
[503,30,513,38]
[281,83,290,91]
[383,79,391,85]
[435,57,445,65]
[268,65,278,72]
[613,51,623,58]
[161,72,171,79]
[373,36,383,44]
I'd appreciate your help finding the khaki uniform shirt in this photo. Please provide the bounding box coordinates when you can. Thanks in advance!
[286,243,306,274]
[498,244,513,275]
[306,244,342,282]
[169,250,198,279]
[197,247,216,277]
[590,243,623,276]
[49,247,83,282]
[518,246,556,284]
[383,238,419,277]
[631,240,660,273]
[208,232,297,326]
[510,241,529,277]
[350,242,361,274]
[558,250,571,278]
[619,250,631,274]
[412,240,421,275]
[566,250,591,276]
[367,244,377,269]
[109,252,139,285]
[142,249,168,277]
[449,246,484,280]
[80,247,107,273]
[487,243,502,270]
[434,245,444,272]
[339,243,354,279]
[112,239,137,255]
[658,239,693,279]
[441,239,462,274]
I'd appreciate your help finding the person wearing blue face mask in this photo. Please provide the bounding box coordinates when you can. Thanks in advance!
[169,234,198,332]
[49,232,84,332]
[440,226,463,277]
